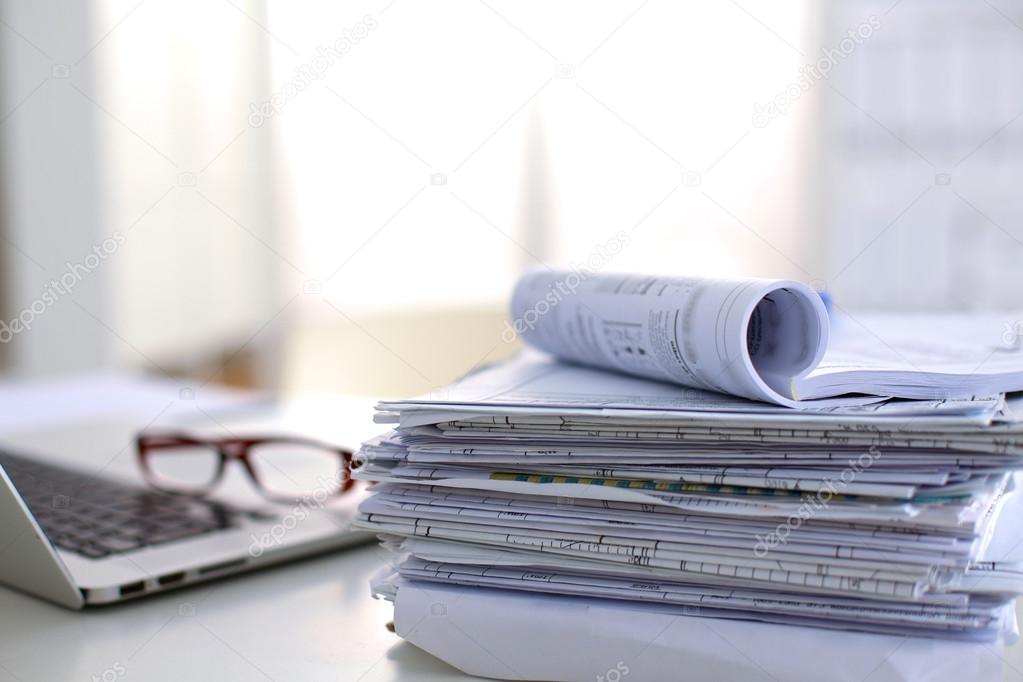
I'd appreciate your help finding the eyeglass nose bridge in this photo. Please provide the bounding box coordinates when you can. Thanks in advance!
[220,442,249,459]
[217,443,263,484]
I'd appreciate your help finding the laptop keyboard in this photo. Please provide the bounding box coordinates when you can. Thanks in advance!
[0,449,246,559]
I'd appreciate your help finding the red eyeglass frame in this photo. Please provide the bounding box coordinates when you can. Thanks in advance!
[135,431,359,502]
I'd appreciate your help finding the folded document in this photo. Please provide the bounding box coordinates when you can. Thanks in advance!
[508,269,1023,406]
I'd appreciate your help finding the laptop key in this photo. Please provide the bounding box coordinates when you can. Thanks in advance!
[75,544,110,559]
[94,536,143,553]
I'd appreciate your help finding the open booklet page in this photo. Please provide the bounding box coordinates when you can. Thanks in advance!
[508,269,1023,406]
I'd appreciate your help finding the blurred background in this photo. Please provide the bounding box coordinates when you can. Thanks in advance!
[1,0,1022,398]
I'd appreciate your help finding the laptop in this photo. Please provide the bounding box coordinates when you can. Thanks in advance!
[0,417,371,608]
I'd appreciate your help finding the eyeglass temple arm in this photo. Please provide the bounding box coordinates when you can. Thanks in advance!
[340,449,362,491]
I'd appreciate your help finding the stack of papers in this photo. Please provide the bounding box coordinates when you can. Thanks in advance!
[353,271,1023,679]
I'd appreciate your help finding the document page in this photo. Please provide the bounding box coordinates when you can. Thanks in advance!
[508,269,1023,406]
[510,269,827,406]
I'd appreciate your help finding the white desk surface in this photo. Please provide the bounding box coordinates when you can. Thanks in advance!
[0,544,471,682]
[1,375,1023,681]
[3,542,1023,682]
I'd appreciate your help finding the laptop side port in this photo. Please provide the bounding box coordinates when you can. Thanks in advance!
[157,571,187,586]
[119,581,146,597]
[198,558,246,576]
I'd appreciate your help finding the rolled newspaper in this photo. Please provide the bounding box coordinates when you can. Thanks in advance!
[508,269,828,407]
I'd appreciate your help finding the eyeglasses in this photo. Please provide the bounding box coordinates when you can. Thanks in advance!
[136,432,359,503]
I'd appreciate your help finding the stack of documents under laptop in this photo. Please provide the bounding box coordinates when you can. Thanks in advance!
[354,271,1023,680]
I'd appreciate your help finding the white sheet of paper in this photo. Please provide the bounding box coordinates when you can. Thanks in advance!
[391,577,1006,682]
